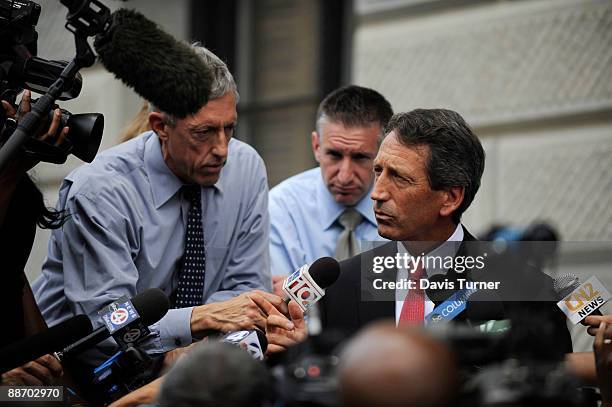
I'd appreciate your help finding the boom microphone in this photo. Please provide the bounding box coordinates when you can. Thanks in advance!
[93,9,212,118]
[0,315,92,373]
[283,257,340,312]
[60,288,170,359]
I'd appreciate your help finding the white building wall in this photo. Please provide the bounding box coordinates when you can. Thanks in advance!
[352,0,612,350]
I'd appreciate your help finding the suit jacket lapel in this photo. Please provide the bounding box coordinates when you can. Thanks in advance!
[358,241,396,325]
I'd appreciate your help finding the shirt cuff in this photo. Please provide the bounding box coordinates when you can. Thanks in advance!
[146,307,194,353]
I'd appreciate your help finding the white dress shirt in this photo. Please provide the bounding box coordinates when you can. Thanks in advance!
[395,224,465,325]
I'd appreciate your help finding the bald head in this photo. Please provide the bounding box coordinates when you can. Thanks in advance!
[338,321,458,407]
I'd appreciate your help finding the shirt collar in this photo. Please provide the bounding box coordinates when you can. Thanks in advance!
[145,132,183,209]
[316,170,377,230]
[396,223,465,275]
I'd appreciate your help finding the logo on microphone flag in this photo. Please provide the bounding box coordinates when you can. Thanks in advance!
[99,297,140,333]
[284,265,325,312]
[557,276,611,324]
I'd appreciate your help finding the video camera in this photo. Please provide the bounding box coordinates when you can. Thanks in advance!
[0,0,107,166]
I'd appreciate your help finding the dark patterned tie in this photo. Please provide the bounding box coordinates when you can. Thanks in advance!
[175,185,206,308]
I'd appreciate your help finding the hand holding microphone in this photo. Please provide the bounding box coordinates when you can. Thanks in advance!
[265,300,307,354]
[585,314,612,336]
[265,257,341,353]
[190,290,288,337]
[282,257,340,312]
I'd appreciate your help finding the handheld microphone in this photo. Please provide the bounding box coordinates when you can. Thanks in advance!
[59,288,170,359]
[0,315,92,373]
[93,9,213,118]
[553,273,581,299]
[425,276,505,324]
[556,275,610,325]
[220,329,268,360]
[425,274,456,306]
[282,257,340,312]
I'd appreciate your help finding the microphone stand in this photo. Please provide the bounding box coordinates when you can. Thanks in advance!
[0,0,110,173]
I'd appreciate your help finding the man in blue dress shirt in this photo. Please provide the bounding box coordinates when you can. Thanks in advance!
[33,46,283,365]
[269,86,393,284]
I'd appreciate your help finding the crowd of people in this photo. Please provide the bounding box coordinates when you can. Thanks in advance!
[1,43,611,407]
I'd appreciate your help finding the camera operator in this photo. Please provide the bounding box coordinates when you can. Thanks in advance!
[0,90,69,385]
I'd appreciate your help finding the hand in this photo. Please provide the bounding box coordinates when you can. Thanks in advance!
[161,341,201,373]
[190,290,288,335]
[584,315,612,336]
[2,90,69,146]
[272,275,285,297]
[1,91,69,173]
[1,354,63,386]
[265,300,307,354]
[594,320,612,407]
[108,377,164,407]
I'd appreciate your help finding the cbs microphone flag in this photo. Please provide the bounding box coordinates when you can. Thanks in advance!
[557,276,611,324]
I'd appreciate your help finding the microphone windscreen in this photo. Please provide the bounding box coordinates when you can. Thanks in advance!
[131,288,170,325]
[0,315,92,373]
[425,274,455,306]
[93,9,212,118]
[553,273,580,300]
[308,257,340,289]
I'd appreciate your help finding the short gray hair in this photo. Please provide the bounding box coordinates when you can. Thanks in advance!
[152,43,239,126]
[157,342,273,407]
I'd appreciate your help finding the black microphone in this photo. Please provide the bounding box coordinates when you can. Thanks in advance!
[553,273,604,321]
[424,274,456,307]
[282,257,341,312]
[59,288,170,359]
[0,315,92,373]
[93,9,213,118]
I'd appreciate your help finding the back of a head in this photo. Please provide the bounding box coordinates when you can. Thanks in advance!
[157,342,273,407]
[338,321,458,407]
[316,85,393,136]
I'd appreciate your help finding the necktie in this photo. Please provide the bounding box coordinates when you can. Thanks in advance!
[399,261,425,326]
[175,186,206,308]
[335,208,363,261]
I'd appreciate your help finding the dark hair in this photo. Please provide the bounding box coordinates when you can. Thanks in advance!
[21,176,68,229]
[384,109,485,224]
[316,85,393,139]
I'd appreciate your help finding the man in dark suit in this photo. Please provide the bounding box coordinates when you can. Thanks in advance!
[320,108,483,334]
[318,109,572,356]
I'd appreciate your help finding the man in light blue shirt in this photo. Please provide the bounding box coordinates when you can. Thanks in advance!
[269,86,393,282]
[33,46,282,365]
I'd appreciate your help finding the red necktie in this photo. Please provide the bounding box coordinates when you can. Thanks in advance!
[399,262,425,326]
